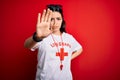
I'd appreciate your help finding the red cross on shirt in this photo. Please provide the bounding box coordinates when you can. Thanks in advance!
[56,48,68,61]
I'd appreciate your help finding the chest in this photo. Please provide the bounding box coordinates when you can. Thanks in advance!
[39,36,73,60]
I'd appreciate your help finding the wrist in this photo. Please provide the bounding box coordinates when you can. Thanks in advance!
[32,32,43,42]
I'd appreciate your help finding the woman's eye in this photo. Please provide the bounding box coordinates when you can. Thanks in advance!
[57,18,61,20]
[51,18,62,21]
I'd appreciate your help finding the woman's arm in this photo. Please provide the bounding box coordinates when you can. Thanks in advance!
[71,48,83,60]
[24,9,53,49]
[24,36,38,49]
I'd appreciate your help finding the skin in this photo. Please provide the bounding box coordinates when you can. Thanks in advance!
[24,9,82,60]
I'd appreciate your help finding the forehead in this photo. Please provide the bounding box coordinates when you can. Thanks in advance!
[51,12,62,18]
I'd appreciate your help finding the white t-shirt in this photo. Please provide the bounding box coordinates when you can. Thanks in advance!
[31,32,82,80]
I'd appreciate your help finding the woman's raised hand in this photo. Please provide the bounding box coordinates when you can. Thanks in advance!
[36,9,52,38]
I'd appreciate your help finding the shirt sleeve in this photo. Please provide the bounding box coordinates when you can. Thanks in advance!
[70,35,82,52]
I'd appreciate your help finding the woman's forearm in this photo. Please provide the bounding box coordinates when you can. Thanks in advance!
[71,48,83,60]
[24,36,37,49]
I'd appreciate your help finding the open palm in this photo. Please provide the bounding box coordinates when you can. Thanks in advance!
[36,9,52,38]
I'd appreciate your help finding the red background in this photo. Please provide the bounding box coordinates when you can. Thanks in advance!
[1,0,120,80]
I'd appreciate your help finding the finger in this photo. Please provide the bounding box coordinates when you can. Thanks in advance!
[41,9,46,22]
[44,9,50,22]
[49,25,53,32]
[37,13,41,24]
[47,10,52,22]
[49,29,53,34]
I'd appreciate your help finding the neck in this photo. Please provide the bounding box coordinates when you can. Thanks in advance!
[52,31,62,36]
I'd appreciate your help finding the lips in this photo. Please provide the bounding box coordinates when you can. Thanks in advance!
[53,26,58,27]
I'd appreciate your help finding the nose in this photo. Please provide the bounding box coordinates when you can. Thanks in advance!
[52,19,57,25]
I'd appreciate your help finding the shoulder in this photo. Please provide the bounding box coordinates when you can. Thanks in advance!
[63,32,72,37]
[63,32,74,39]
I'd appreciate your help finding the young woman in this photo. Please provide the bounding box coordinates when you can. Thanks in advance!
[24,4,83,80]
